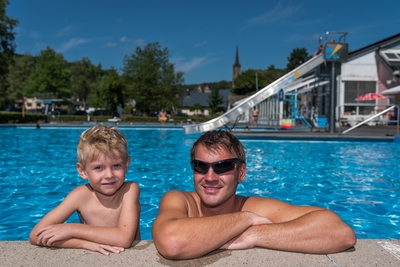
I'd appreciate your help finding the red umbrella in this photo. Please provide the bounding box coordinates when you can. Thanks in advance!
[355,93,386,101]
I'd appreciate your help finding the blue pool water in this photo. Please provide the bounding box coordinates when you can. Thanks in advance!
[0,127,399,241]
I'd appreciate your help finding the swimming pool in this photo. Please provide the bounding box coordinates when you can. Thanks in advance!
[0,127,399,241]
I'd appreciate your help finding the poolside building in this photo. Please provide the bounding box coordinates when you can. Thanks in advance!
[234,32,400,128]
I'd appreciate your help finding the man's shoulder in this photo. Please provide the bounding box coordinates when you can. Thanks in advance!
[162,190,195,200]
[159,191,199,217]
[242,196,273,210]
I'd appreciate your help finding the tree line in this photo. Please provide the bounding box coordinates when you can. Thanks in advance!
[0,0,311,116]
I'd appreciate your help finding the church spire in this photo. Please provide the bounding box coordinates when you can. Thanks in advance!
[233,46,241,68]
[232,46,242,87]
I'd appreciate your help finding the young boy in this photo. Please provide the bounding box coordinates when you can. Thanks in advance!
[29,125,140,256]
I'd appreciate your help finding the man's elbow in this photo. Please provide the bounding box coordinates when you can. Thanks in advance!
[342,227,357,249]
[332,225,356,253]
[153,235,187,260]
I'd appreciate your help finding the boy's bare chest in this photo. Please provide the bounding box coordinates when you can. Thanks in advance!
[79,197,122,227]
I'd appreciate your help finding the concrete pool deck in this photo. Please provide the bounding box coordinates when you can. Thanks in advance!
[1,240,400,266]
[232,125,400,142]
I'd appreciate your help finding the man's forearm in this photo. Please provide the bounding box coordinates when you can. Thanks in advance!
[252,210,356,253]
[154,211,258,259]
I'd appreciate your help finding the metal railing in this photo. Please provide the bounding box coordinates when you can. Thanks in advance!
[338,104,399,135]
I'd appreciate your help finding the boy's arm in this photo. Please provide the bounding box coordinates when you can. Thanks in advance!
[152,190,270,260]
[32,182,141,249]
[222,197,356,253]
[44,237,125,256]
[29,186,83,245]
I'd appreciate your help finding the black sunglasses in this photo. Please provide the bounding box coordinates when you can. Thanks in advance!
[190,158,244,174]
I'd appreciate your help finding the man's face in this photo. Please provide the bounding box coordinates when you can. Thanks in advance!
[192,144,245,209]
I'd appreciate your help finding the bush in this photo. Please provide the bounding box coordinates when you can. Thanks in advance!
[0,112,47,123]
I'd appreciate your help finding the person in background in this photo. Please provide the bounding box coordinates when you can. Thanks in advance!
[313,44,323,56]
[30,125,141,255]
[152,130,356,260]
[158,109,168,126]
[251,107,259,127]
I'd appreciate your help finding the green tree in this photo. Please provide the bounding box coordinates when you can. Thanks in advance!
[123,42,184,115]
[215,80,231,89]
[25,47,70,98]
[263,65,286,85]
[208,86,223,115]
[233,69,259,95]
[232,65,285,95]
[190,103,204,115]
[7,53,35,102]
[96,68,125,113]
[286,48,311,72]
[70,57,102,109]
[0,0,18,108]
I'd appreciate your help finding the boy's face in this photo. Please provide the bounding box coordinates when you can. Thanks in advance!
[76,150,130,196]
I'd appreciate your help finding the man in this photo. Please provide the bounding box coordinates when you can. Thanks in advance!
[251,107,259,127]
[152,130,356,260]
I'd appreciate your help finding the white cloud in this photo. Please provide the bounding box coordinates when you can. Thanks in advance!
[174,55,210,74]
[120,37,145,47]
[239,1,301,32]
[194,41,207,48]
[59,38,90,52]
[30,31,41,39]
[106,42,117,47]
[134,38,146,46]
[56,24,73,37]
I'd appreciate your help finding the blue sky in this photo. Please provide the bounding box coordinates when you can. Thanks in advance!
[7,0,400,85]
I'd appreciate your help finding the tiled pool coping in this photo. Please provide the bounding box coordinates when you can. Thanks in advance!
[1,240,399,266]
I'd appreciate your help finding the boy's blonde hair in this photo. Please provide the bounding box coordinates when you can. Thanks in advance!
[77,125,128,167]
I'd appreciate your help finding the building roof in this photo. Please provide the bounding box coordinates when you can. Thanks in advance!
[348,32,400,61]
[180,89,232,108]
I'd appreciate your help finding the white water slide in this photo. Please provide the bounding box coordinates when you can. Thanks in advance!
[183,54,325,135]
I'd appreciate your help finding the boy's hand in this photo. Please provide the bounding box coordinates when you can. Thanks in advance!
[86,242,125,256]
[36,224,125,256]
[36,224,73,246]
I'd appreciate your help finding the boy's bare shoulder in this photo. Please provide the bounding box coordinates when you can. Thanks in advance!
[117,181,140,199]
[63,184,93,203]
[121,181,139,192]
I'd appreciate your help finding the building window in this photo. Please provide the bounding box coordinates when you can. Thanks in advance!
[380,49,400,63]
[344,81,375,115]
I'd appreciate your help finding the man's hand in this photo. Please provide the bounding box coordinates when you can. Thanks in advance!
[221,215,272,250]
[220,229,255,250]
[252,215,273,226]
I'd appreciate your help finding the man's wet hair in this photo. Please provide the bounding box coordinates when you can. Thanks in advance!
[190,130,246,163]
